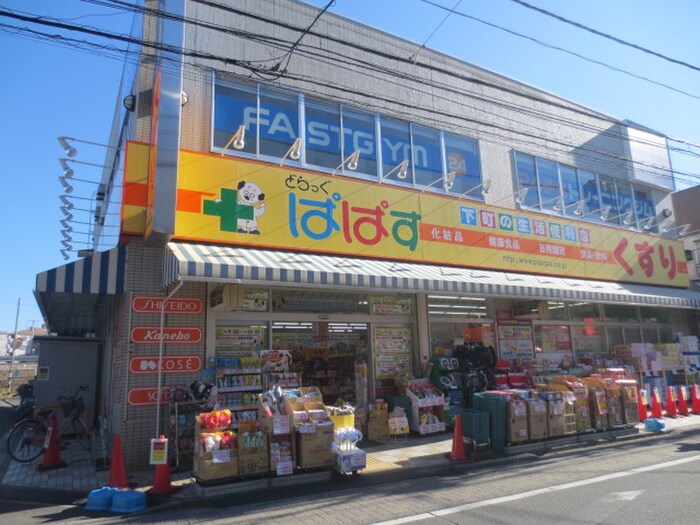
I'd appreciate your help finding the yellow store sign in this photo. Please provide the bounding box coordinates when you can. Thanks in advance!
[123,142,689,288]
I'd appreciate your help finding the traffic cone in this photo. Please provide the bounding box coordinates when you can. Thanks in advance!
[637,390,648,422]
[449,413,468,461]
[148,463,177,496]
[677,386,689,416]
[691,384,700,414]
[37,413,67,471]
[108,434,129,489]
[665,386,677,418]
[651,387,663,419]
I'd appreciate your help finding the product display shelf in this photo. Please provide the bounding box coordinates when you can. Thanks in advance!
[169,401,200,470]
[215,357,263,430]
[406,378,446,435]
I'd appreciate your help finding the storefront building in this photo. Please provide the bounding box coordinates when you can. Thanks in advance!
[36,0,700,469]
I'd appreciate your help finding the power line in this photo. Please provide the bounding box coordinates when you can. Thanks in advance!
[419,0,700,101]
[509,0,700,74]
[2,2,698,187]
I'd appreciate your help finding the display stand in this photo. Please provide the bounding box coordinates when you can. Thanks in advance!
[261,350,301,390]
[429,356,463,428]
[168,401,199,470]
[406,378,446,435]
[215,355,263,430]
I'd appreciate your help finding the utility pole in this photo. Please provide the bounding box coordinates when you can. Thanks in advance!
[8,298,20,395]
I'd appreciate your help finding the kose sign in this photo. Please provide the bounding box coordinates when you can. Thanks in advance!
[129,355,202,374]
[132,296,203,314]
[130,327,202,344]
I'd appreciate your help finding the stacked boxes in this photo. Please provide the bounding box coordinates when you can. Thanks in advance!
[538,391,566,438]
[367,401,389,440]
[193,411,239,481]
[581,378,608,430]
[506,398,528,444]
[296,421,335,469]
[553,377,593,433]
[615,380,640,426]
[526,398,548,440]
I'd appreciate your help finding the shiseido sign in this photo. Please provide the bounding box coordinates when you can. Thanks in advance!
[132,296,203,314]
[131,327,202,344]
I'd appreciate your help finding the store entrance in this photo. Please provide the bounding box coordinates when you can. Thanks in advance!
[271,321,368,405]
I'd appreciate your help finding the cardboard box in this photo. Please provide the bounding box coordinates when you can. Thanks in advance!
[335,449,366,474]
[296,423,335,469]
[546,400,566,437]
[368,407,389,440]
[527,399,548,440]
[193,449,238,481]
[238,435,269,477]
[507,399,529,443]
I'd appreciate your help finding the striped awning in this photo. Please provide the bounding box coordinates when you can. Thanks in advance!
[36,245,126,294]
[164,243,700,309]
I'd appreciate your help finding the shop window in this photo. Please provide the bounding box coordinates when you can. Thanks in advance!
[373,324,413,397]
[578,170,602,221]
[534,324,572,354]
[559,165,580,216]
[568,302,601,321]
[371,295,413,315]
[215,322,267,354]
[634,188,656,232]
[429,322,494,358]
[381,118,412,184]
[305,98,341,170]
[543,301,568,321]
[515,153,539,208]
[606,326,624,346]
[427,295,489,318]
[598,177,619,222]
[213,82,257,155]
[535,158,560,211]
[512,300,541,320]
[615,182,636,227]
[570,324,606,359]
[603,304,639,322]
[444,133,481,198]
[411,124,442,189]
[640,307,670,323]
[623,326,642,343]
[340,107,378,177]
[642,326,660,343]
[259,86,299,159]
[271,290,369,314]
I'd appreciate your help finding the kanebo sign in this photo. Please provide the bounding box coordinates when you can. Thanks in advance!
[131,327,202,344]
[132,296,203,314]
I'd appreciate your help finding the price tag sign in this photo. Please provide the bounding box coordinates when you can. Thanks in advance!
[212,449,231,464]
[149,437,169,465]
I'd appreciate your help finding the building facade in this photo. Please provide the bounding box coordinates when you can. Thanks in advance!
[36,0,700,468]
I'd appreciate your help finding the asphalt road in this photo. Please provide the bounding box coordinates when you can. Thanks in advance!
[0,423,698,524]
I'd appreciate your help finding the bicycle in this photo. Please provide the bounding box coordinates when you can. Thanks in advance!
[5,385,92,463]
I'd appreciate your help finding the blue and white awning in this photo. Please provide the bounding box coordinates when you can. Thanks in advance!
[164,243,700,309]
[36,245,126,294]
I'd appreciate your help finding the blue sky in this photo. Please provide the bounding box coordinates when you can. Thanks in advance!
[1,0,699,332]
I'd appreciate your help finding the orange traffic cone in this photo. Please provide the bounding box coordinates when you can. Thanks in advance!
[449,413,468,461]
[148,463,178,496]
[37,413,67,471]
[691,384,700,414]
[665,386,677,418]
[651,387,663,419]
[677,386,689,416]
[108,434,129,489]
[637,390,648,422]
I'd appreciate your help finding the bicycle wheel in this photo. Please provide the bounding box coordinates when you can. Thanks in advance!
[71,418,92,451]
[6,419,47,463]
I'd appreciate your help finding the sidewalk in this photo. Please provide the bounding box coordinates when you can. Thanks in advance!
[2,414,699,511]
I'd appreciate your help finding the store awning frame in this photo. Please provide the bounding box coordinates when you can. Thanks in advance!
[164,243,700,309]
[35,245,127,336]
